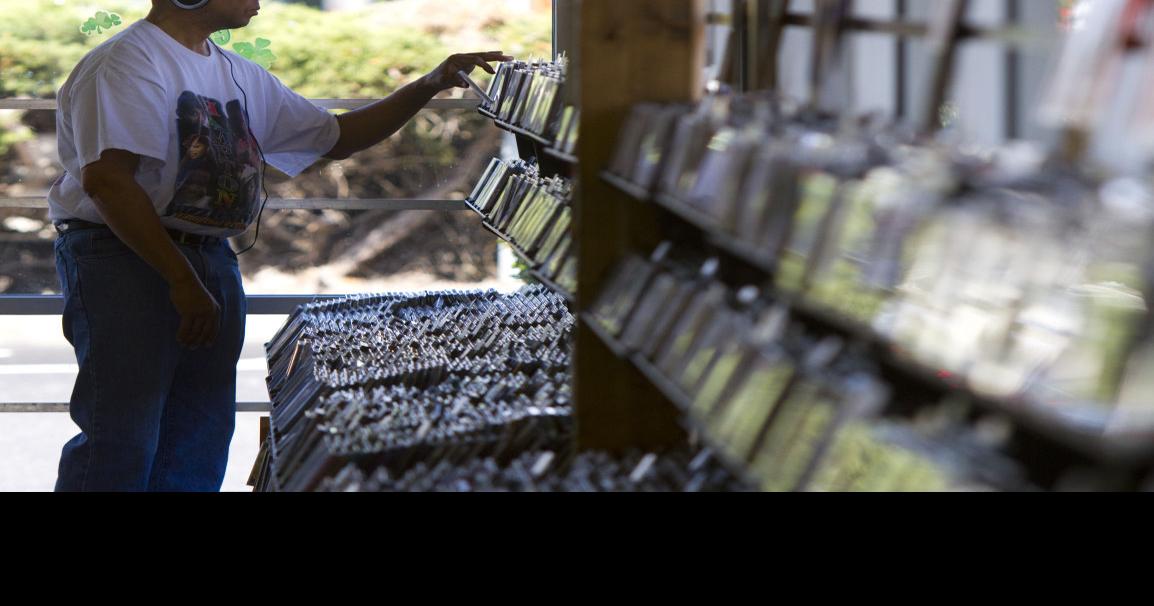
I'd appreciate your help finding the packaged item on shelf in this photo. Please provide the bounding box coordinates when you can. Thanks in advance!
[606,102,689,189]
[734,145,800,259]
[541,233,573,280]
[655,278,729,377]
[630,105,687,189]
[483,58,568,138]
[748,378,840,491]
[535,206,571,263]
[806,167,901,322]
[562,108,580,155]
[483,61,512,114]
[657,96,728,198]
[550,105,580,156]
[608,104,659,180]
[806,399,1034,492]
[705,344,798,465]
[616,244,702,352]
[693,305,790,421]
[676,289,761,398]
[556,254,578,293]
[590,254,659,337]
[497,64,527,122]
[639,270,709,360]
[619,270,681,352]
[774,169,846,294]
[744,341,892,492]
[686,114,767,231]
[465,157,574,285]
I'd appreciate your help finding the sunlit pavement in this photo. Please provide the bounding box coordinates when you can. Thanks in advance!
[0,315,288,492]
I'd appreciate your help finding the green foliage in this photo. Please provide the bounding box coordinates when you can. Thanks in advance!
[0,0,550,159]
[512,259,535,283]
[80,11,123,36]
[0,1,147,98]
[0,0,550,99]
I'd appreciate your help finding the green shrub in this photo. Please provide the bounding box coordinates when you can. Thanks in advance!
[0,0,550,98]
[0,0,549,156]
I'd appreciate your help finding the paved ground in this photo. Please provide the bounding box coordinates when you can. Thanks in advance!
[0,315,288,492]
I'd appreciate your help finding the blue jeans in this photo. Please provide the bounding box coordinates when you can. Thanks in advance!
[53,226,246,492]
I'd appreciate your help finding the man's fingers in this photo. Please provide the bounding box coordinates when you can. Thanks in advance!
[470,56,497,74]
[477,51,513,61]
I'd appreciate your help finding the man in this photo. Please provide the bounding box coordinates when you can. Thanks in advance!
[48,0,510,491]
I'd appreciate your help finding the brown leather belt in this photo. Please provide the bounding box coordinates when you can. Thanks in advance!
[54,219,222,246]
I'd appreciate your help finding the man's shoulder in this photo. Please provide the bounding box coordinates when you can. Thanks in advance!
[83,19,154,62]
[67,22,161,89]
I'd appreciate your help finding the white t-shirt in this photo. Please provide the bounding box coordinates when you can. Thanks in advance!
[48,20,341,237]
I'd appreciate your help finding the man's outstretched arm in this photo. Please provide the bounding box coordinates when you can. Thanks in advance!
[324,51,512,160]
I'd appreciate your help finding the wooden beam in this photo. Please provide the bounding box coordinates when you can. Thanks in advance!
[575,0,705,452]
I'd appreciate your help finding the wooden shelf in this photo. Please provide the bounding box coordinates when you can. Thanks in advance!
[599,171,651,201]
[579,312,630,359]
[653,192,778,273]
[477,108,552,146]
[578,311,758,485]
[544,147,579,165]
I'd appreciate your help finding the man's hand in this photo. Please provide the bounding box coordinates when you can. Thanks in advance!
[421,51,514,93]
[169,275,222,350]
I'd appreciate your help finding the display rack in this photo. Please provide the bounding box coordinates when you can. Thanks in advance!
[477,107,574,180]
[473,68,578,308]
[569,0,1154,491]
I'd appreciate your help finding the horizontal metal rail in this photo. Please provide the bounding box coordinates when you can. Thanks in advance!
[0,95,487,412]
[0,97,482,111]
[0,197,469,211]
[2,402,271,413]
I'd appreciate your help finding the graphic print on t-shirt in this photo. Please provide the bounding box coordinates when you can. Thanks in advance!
[165,90,261,230]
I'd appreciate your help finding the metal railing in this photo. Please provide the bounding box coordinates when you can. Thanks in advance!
[0,96,487,413]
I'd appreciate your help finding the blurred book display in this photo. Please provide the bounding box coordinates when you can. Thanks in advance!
[586,0,1154,491]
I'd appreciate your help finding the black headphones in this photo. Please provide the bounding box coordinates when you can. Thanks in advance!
[170,0,209,9]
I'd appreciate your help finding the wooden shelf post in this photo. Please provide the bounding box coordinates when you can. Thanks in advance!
[574,0,706,452]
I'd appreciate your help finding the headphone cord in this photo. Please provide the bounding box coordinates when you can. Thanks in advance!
[215,39,269,256]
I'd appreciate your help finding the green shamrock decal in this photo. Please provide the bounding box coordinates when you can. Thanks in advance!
[210,30,232,46]
[80,11,122,36]
[233,38,276,69]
